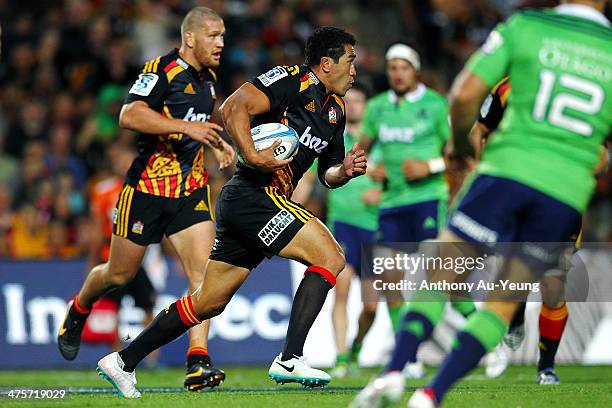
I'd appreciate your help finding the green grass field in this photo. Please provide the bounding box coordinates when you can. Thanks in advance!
[1,365,611,407]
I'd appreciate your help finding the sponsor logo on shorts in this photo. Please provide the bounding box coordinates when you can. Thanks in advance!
[522,243,559,264]
[258,209,296,246]
[132,220,144,235]
[112,208,118,225]
[450,211,498,243]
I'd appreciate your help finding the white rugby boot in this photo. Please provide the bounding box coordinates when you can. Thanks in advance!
[97,352,141,398]
[349,371,405,408]
[268,353,331,387]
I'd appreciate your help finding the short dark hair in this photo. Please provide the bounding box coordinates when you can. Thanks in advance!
[305,26,356,67]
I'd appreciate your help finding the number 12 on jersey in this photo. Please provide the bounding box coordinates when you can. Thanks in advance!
[532,69,604,137]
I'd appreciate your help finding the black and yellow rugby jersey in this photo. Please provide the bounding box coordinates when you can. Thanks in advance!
[123,49,218,198]
[231,64,346,197]
[478,76,510,132]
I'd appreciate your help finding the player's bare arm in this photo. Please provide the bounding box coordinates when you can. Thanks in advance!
[448,70,490,159]
[220,82,292,172]
[323,144,367,188]
[595,144,609,177]
[358,133,374,153]
[119,100,223,149]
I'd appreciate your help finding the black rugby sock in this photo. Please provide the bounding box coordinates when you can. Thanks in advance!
[119,296,199,372]
[281,266,335,360]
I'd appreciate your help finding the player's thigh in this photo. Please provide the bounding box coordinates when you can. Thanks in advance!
[167,220,215,285]
[428,229,477,283]
[191,259,251,317]
[279,217,345,275]
[216,184,341,271]
[106,234,148,280]
[516,191,582,276]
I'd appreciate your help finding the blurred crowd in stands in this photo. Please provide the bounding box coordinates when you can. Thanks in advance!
[0,0,609,259]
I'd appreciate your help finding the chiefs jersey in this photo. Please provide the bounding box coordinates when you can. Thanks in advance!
[124,49,218,198]
[231,64,346,196]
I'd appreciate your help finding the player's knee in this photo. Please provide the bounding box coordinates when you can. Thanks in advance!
[192,292,231,321]
[324,244,346,276]
[195,300,228,321]
[107,265,137,287]
[542,292,564,308]
[541,276,565,307]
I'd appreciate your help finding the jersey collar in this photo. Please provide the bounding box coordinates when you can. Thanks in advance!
[388,83,426,104]
[305,66,328,95]
[173,49,207,78]
[555,4,610,27]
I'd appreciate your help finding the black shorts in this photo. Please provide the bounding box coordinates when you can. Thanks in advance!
[112,184,213,246]
[104,266,156,310]
[210,183,315,270]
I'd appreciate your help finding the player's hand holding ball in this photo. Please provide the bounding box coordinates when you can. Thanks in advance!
[342,144,367,178]
[239,123,298,173]
[248,139,294,172]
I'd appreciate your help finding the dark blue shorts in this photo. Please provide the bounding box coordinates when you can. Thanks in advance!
[378,200,445,243]
[333,221,376,278]
[448,174,582,269]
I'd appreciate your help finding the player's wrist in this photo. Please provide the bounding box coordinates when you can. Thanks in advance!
[176,120,191,135]
[243,148,260,164]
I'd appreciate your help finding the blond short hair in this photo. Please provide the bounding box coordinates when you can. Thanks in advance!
[181,7,222,39]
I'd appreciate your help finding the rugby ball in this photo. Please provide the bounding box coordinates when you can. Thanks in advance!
[237,123,299,166]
